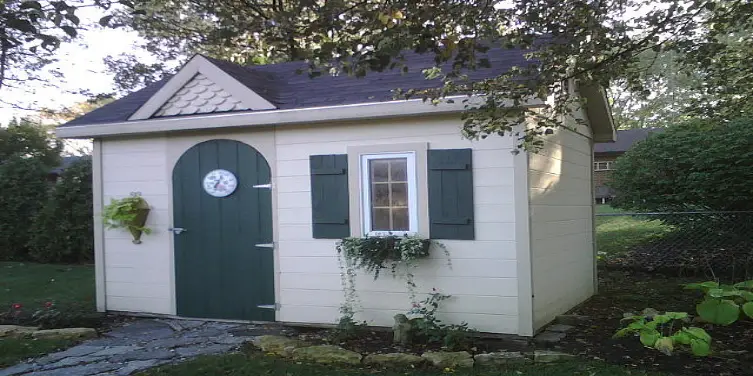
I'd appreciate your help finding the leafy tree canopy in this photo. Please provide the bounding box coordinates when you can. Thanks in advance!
[611,118,753,212]
[104,0,753,143]
[0,117,62,166]
[0,0,132,109]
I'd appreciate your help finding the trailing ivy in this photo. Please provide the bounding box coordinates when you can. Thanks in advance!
[335,235,448,322]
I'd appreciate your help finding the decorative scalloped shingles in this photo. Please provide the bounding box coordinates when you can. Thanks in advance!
[153,74,250,117]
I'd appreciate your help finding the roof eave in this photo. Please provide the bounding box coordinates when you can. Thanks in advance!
[56,96,547,139]
[578,82,616,143]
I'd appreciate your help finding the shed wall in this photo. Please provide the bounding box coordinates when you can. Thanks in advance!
[274,116,521,334]
[528,122,595,331]
[98,114,524,334]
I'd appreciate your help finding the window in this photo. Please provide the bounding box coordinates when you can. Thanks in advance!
[594,161,614,171]
[360,153,418,235]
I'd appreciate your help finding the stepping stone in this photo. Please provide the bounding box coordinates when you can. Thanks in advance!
[364,353,424,367]
[148,336,205,349]
[533,331,566,344]
[421,351,474,368]
[175,344,234,358]
[291,345,362,365]
[111,348,176,363]
[0,363,37,376]
[474,351,531,365]
[533,350,576,363]
[36,345,105,364]
[115,359,160,375]
[90,345,142,357]
[32,361,121,376]
[40,355,105,370]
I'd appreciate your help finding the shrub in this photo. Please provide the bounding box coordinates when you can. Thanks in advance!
[614,308,712,357]
[684,280,753,325]
[611,118,753,212]
[28,158,93,263]
[0,156,50,261]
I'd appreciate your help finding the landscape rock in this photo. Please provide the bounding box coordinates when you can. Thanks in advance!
[0,325,38,338]
[533,331,566,344]
[252,335,305,356]
[363,353,424,366]
[115,359,160,375]
[473,351,531,366]
[0,362,37,376]
[291,345,362,365]
[533,350,576,363]
[32,327,98,340]
[421,351,474,368]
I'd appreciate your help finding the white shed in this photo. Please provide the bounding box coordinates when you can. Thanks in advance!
[57,50,615,336]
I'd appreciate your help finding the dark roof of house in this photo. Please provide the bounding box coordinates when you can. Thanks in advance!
[50,155,89,174]
[62,47,537,127]
[594,128,660,154]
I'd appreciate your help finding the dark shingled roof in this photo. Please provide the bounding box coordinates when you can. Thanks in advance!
[62,47,535,127]
[594,128,661,154]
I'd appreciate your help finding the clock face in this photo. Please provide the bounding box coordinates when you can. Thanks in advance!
[202,169,238,197]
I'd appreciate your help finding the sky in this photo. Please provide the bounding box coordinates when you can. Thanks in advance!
[0,7,149,124]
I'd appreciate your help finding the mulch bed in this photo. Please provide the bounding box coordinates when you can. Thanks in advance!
[552,269,753,376]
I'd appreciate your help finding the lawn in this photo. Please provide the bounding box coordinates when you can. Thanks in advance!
[139,350,662,376]
[0,262,95,311]
[0,262,95,368]
[595,205,672,256]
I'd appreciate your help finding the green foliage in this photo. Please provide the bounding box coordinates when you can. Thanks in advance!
[684,280,753,325]
[28,158,93,263]
[0,118,61,167]
[407,292,476,350]
[329,312,368,343]
[611,119,753,212]
[335,235,444,320]
[614,308,711,357]
[103,193,152,234]
[0,156,50,261]
[336,236,431,280]
[112,0,753,146]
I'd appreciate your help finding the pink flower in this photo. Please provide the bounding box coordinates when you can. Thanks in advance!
[44,302,53,308]
[11,303,22,310]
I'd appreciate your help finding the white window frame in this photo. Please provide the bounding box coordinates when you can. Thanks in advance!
[360,152,418,236]
[594,161,614,171]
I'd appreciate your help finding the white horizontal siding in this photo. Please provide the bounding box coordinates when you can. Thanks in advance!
[100,137,173,315]
[528,123,595,331]
[275,115,520,334]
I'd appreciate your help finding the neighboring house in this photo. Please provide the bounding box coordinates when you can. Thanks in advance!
[48,155,85,182]
[593,128,657,203]
[57,51,615,336]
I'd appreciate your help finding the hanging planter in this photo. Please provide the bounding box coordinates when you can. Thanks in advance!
[103,192,152,244]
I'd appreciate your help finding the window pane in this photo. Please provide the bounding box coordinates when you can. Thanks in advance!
[372,183,390,207]
[391,183,408,206]
[390,160,407,181]
[372,208,391,230]
[371,160,389,182]
[392,208,409,231]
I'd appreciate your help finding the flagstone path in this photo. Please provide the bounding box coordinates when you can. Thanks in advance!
[0,319,286,376]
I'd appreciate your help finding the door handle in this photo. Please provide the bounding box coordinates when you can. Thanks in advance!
[168,227,187,235]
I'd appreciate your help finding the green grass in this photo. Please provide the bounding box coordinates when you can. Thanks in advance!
[138,351,662,376]
[0,338,76,368]
[595,205,672,256]
[0,262,95,367]
[0,262,95,311]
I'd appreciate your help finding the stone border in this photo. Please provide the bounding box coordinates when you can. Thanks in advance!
[251,335,575,368]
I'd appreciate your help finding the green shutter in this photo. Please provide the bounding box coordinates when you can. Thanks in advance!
[428,149,475,240]
[310,154,350,239]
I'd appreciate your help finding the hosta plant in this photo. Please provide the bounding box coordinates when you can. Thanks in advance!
[684,281,753,325]
[614,309,712,357]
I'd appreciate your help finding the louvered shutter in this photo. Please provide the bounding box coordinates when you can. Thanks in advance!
[309,154,350,239]
[428,149,475,240]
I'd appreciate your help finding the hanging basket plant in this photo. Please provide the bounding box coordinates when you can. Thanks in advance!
[336,236,433,279]
[103,192,151,244]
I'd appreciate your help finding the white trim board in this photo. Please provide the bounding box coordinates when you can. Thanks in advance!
[128,55,276,120]
[59,97,546,139]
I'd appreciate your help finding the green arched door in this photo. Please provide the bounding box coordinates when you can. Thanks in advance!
[172,139,274,321]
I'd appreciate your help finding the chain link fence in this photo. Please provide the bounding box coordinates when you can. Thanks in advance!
[596,211,753,279]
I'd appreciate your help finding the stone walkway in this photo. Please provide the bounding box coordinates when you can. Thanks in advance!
[1,319,285,376]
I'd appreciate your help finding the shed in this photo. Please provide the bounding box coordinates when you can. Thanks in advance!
[57,50,615,336]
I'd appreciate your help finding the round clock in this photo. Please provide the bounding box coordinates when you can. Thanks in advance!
[202,169,238,197]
